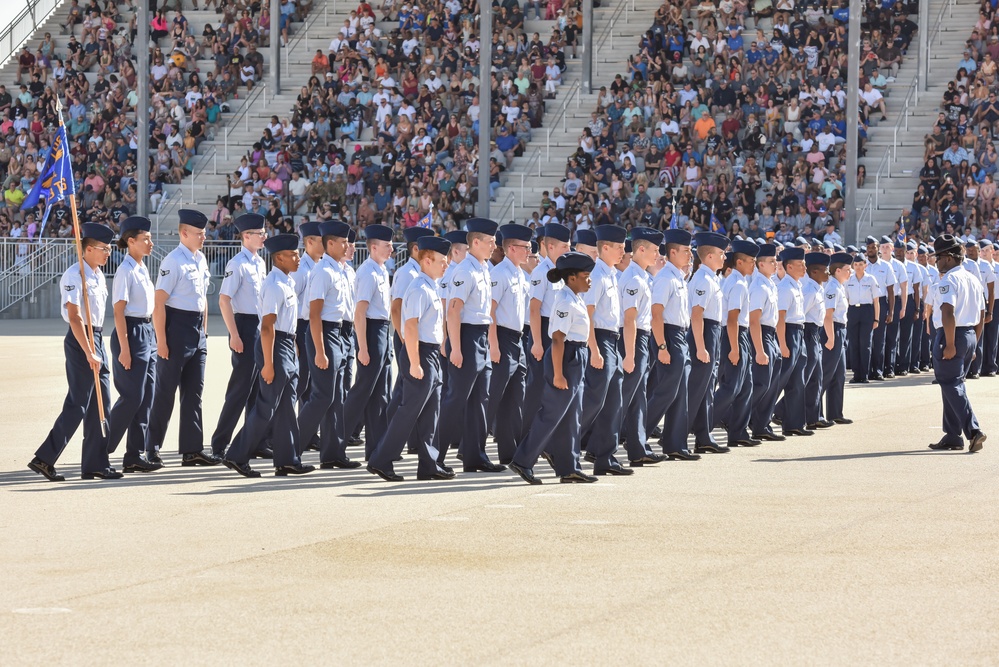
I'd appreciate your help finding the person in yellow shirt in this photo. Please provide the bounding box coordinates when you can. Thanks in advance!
[694,113,716,141]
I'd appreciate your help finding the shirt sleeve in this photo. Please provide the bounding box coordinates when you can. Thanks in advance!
[259,281,281,318]
[62,270,83,308]
[583,269,606,307]
[651,275,673,308]
[824,285,838,310]
[155,254,179,294]
[620,275,642,313]
[748,279,766,312]
[354,266,376,305]
[777,283,792,311]
[112,268,130,306]
[529,270,548,302]
[490,266,509,306]
[447,265,473,304]
[307,267,332,304]
[402,284,427,322]
[220,256,242,298]
[937,275,957,308]
[549,297,573,336]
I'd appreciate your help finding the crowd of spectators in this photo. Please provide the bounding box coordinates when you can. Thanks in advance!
[905,0,999,242]
[211,0,580,240]
[514,0,919,244]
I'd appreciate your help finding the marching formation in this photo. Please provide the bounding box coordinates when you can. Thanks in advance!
[27,212,990,484]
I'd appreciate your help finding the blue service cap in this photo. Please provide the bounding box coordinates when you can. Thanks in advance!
[893,238,905,249]
[319,220,351,238]
[594,224,627,243]
[917,245,928,255]
[418,235,451,254]
[795,236,810,246]
[264,233,299,254]
[833,244,845,252]
[363,223,393,242]
[906,240,917,250]
[624,239,632,254]
[555,251,596,273]
[663,229,693,246]
[780,247,805,262]
[81,222,114,244]
[465,217,499,235]
[530,239,539,254]
[575,229,597,246]
[805,252,831,267]
[542,222,571,243]
[822,240,834,250]
[864,235,878,245]
[119,216,150,234]
[299,221,322,238]
[236,213,265,233]
[830,251,853,265]
[178,209,208,229]
[846,245,858,253]
[632,227,663,246]
[403,227,436,243]
[880,235,893,244]
[499,224,533,242]
[964,236,978,248]
[731,239,760,257]
[444,230,467,245]
[754,237,767,246]
[347,228,357,243]
[980,239,994,248]
[756,244,777,258]
[693,231,726,249]
[494,228,503,243]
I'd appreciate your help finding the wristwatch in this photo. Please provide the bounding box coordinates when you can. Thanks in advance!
[658,343,668,350]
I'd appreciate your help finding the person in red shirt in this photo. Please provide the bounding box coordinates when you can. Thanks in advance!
[17,47,35,84]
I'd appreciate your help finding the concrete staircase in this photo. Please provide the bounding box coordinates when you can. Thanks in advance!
[858,0,981,236]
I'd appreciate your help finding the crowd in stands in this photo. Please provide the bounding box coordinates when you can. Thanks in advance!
[210,0,581,240]
[515,0,920,244]
[905,0,999,242]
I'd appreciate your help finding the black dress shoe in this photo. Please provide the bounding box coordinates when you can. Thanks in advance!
[367,465,403,482]
[695,443,731,453]
[967,373,980,380]
[560,471,598,483]
[969,431,987,453]
[346,436,364,447]
[320,458,362,469]
[583,451,596,463]
[848,378,865,384]
[123,459,163,473]
[831,418,853,425]
[807,420,834,429]
[441,465,455,475]
[909,367,922,374]
[417,468,457,480]
[146,451,164,464]
[871,374,885,381]
[783,428,814,437]
[463,462,507,473]
[509,461,542,485]
[629,454,667,466]
[499,457,512,465]
[82,467,124,480]
[252,447,274,459]
[275,464,316,476]
[928,439,964,451]
[182,450,222,466]
[28,458,65,482]
[896,370,908,377]
[753,431,786,442]
[983,372,997,378]
[594,464,634,476]
[730,439,761,447]
[222,459,261,478]
[666,450,701,461]
[919,365,930,372]
[651,426,663,438]
[885,372,895,379]
[771,416,783,426]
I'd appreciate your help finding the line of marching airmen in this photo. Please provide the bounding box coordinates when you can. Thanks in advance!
[27,211,988,483]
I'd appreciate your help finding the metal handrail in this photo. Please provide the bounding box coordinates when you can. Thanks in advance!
[926,0,957,75]
[546,79,581,160]
[855,193,875,245]
[223,82,270,160]
[873,145,893,211]
[890,73,920,162]
[493,191,517,224]
[519,147,543,208]
[594,0,629,70]
[0,0,60,70]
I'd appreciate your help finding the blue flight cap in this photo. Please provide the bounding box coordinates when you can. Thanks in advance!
[822,240,834,250]
[403,227,436,243]
[880,235,893,244]
[805,252,831,267]
[917,245,927,255]
[864,236,878,245]
[780,247,805,262]
[530,239,539,254]
[830,252,853,265]
[236,213,265,233]
[576,229,597,245]
[964,236,978,248]
[444,230,467,245]
[980,239,994,249]
[319,220,351,238]
[692,231,726,249]
[417,236,451,254]
[178,209,208,229]
[119,216,150,234]
[893,238,905,249]
[299,221,322,238]
[499,224,533,242]
[534,226,546,241]
[659,242,668,256]
[906,240,917,250]
[624,239,632,253]
[756,244,777,258]
[594,224,627,243]
[853,253,866,263]
[363,224,393,242]
[833,244,845,252]
[631,226,664,246]
[347,228,357,243]
[264,233,299,254]
[494,228,503,243]
[663,229,693,246]
[542,222,571,243]
[846,245,858,253]
[465,217,499,235]
[754,237,767,246]
[731,239,760,257]
[556,251,596,273]
[81,222,114,244]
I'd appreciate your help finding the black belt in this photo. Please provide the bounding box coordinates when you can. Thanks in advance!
[125,316,152,324]
[564,341,587,349]
[849,303,873,308]
[322,320,348,333]
[785,323,804,330]
[761,325,776,333]
[91,326,103,333]
[275,331,296,341]
[665,324,688,333]
[498,325,523,335]
[595,328,620,340]
[367,318,390,323]
[234,313,259,321]
[834,322,846,329]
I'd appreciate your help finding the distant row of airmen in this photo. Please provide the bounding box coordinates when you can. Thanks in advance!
[27,212,989,483]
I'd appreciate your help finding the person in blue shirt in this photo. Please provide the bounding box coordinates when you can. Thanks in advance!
[774,247,812,437]
[107,216,161,474]
[224,234,316,478]
[290,221,324,413]
[686,232,727,451]
[821,252,854,426]
[801,252,832,430]
[748,243,784,441]
[510,252,599,485]
[367,236,455,481]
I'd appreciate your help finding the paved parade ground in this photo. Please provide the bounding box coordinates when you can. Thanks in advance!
[1,318,997,665]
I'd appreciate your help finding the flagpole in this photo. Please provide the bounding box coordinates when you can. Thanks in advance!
[57,97,108,436]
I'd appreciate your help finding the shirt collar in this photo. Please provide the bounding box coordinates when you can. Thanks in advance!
[665,261,685,280]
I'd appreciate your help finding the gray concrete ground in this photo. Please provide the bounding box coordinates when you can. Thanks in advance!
[1,318,997,665]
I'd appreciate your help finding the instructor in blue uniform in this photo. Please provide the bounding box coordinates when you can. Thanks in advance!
[291,221,324,409]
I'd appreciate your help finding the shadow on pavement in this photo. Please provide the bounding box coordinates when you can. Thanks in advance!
[753,450,955,463]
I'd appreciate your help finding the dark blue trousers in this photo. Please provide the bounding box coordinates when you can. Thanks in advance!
[775,324,806,431]
[821,323,847,420]
[897,297,916,374]
[513,341,588,476]
[581,329,624,469]
[109,319,155,466]
[486,326,528,463]
[370,343,446,477]
[343,319,392,459]
[146,307,206,455]
[885,297,903,374]
[750,325,781,436]
[848,304,874,381]
[933,327,981,444]
[295,318,311,406]
[921,320,935,369]
[386,332,420,452]
[871,296,888,378]
[344,322,355,391]
[910,304,923,372]
[802,323,823,425]
[522,316,551,437]
[645,325,691,454]
[435,324,491,467]
[227,333,301,467]
[714,326,753,442]
[687,320,721,446]
[984,301,999,375]
[36,329,111,474]
[210,313,260,455]
[298,321,347,463]
[618,329,653,460]
[970,314,986,376]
